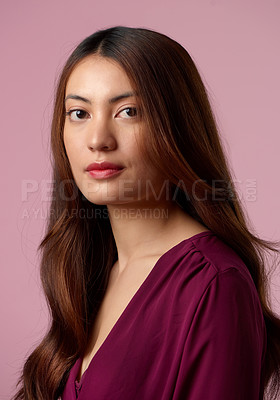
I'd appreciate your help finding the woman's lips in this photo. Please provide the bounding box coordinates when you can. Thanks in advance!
[85,161,124,179]
[87,168,124,179]
[86,161,124,171]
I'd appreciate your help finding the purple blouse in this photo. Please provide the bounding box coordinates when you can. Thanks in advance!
[61,231,266,399]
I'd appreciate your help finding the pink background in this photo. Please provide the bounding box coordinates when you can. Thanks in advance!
[1,0,279,398]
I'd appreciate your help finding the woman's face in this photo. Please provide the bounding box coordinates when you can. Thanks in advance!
[63,55,166,207]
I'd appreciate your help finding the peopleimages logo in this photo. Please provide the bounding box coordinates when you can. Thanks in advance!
[21,178,257,203]
[20,178,257,220]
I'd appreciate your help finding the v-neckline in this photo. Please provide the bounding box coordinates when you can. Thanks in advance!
[75,230,213,389]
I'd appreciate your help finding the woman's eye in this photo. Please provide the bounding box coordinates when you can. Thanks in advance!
[66,109,90,121]
[118,107,138,118]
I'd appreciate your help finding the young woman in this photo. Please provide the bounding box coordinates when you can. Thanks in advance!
[14,26,280,400]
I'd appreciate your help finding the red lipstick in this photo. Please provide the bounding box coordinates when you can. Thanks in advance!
[86,161,124,179]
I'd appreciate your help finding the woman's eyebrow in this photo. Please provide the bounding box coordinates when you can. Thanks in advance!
[64,94,91,104]
[64,91,138,104]
[109,91,138,104]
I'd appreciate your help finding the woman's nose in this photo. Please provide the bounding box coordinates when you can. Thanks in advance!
[87,116,117,152]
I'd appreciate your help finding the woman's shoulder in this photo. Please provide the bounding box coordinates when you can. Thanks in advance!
[163,230,261,308]
[179,230,254,281]
[172,231,266,333]
[156,230,266,342]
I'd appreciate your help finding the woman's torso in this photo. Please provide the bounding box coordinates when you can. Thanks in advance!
[61,230,266,400]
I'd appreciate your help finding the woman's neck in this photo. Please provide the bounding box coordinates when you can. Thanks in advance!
[107,200,209,275]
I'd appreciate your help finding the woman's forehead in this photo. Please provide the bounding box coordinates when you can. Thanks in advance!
[67,56,130,86]
[65,55,137,101]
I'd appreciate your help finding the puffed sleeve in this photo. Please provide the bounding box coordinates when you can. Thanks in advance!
[173,268,266,400]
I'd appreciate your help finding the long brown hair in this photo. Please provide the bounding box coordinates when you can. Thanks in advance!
[14,26,280,399]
